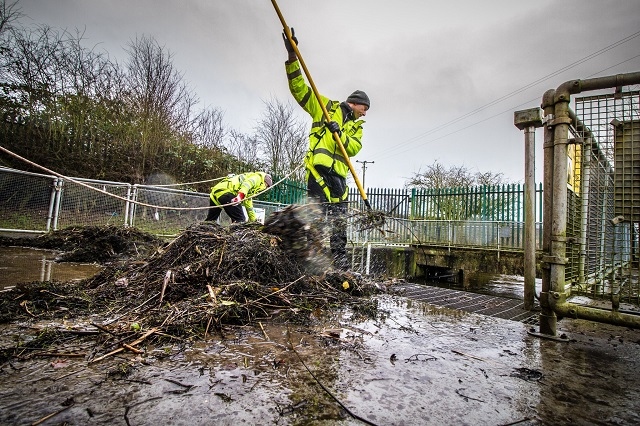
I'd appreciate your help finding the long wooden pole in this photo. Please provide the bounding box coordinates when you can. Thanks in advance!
[270,0,372,210]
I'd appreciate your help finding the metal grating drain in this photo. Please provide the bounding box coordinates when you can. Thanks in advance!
[394,283,539,325]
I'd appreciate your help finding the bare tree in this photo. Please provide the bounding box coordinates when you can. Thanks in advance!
[0,0,20,36]
[0,24,66,116]
[406,161,477,189]
[226,128,261,166]
[475,170,505,186]
[122,35,198,177]
[254,97,307,180]
[0,9,238,185]
[406,160,507,220]
[193,106,226,149]
[0,22,120,147]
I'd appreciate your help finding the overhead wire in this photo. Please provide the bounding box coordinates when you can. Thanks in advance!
[371,54,640,163]
[367,30,640,162]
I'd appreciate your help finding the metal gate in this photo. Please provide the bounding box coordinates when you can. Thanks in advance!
[571,91,640,304]
[535,72,640,336]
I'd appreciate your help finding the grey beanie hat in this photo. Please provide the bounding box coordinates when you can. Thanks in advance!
[264,174,273,187]
[346,90,370,109]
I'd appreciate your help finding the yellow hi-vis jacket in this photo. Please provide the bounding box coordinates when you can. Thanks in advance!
[209,172,268,222]
[286,59,364,202]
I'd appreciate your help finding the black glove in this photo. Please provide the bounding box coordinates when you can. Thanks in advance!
[282,27,298,55]
[326,120,341,136]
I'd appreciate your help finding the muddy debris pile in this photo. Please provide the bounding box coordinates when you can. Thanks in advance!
[0,213,386,362]
[0,225,164,263]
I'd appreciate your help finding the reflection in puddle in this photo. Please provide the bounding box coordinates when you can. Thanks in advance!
[0,246,102,289]
[158,296,539,424]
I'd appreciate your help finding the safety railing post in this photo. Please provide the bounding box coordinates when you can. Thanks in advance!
[514,107,543,310]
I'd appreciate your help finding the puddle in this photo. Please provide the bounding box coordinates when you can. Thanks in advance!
[2,294,639,425]
[0,247,103,289]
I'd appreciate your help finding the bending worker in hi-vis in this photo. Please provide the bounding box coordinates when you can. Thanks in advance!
[205,172,273,223]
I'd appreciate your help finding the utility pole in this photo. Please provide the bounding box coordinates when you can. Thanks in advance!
[356,160,374,189]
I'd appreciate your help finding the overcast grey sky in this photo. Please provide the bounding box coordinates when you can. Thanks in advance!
[15,0,640,188]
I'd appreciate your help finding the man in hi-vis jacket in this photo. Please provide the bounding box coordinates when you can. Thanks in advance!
[206,172,272,223]
[283,29,370,270]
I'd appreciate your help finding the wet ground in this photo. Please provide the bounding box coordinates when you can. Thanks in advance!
[1,293,640,425]
[417,274,543,300]
[0,247,103,290]
[1,247,640,425]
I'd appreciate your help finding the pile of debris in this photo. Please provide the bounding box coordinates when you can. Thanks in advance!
[0,225,164,262]
[0,207,386,361]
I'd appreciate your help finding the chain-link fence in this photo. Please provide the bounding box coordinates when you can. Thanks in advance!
[0,166,288,236]
[0,168,58,232]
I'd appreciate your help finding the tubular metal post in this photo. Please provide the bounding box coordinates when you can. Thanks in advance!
[52,179,63,232]
[539,89,557,335]
[124,184,132,227]
[523,126,537,310]
[45,178,59,233]
[578,136,591,290]
[514,108,543,310]
[547,93,572,320]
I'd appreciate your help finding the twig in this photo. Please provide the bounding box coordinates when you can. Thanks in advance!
[58,329,100,335]
[91,322,117,336]
[499,418,531,426]
[152,330,183,340]
[159,270,172,305]
[206,284,219,306]
[31,403,73,425]
[32,352,86,358]
[89,328,157,363]
[204,315,212,340]
[262,276,305,301]
[500,417,531,426]
[452,350,487,362]
[249,377,262,391]
[455,388,485,403]
[164,378,193,389]
[216,244,225,270]
[20,300,36,317]
[258,321,269,340]
[54,368,86,381]
[124,397,162,426]
[39,289,67,298]
[123,343,144,354]
[104,293,159,325]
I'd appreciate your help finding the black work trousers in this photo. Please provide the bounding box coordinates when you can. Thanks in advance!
[205,193,246,223]
[308,175,349,270]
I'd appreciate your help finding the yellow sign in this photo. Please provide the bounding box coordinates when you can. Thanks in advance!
[567,143,582,195]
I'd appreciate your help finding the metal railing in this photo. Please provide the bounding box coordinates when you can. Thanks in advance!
[1,166,537,252]
[0,166,288,236]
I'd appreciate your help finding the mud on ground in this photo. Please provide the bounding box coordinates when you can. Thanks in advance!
[0,206,388,361]
[0,225,165,263]
[1,208,640,425]
[0,206,400,424]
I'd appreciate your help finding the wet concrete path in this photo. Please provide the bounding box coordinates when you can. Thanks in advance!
[396,282,540,325]
[1,293,639,425]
